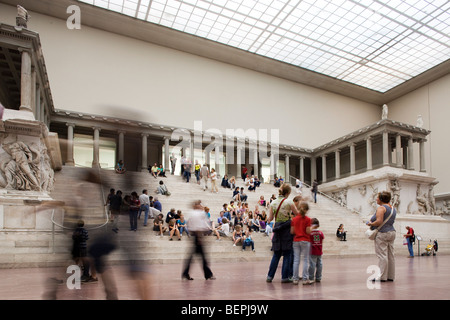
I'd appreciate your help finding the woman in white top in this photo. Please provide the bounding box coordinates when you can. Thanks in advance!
[210,168,218,193]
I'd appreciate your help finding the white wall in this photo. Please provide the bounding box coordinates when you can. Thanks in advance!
[0,3,380,149]
[388,74,450,195]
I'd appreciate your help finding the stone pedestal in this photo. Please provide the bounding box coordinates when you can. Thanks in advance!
[0,109,62,231]
[319,167,439,217]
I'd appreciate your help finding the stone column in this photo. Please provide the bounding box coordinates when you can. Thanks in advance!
[92,127,101,168]
[335,149,341,179]
[299,156,305,182]
[366,136,373,170]
[164,136,170,171]
[190,139,195,172]
[310,156,317,183]
[215,144,220,175]
[205,149,211,167]
[396,134,403,167]
[284,154,290,182]
[141,133,148,172]
[349,143,356,175]
[270,152,277,181]
[321,154,327,183]
[382,131,389,166]
[66,123,75,166]
[118,130,125,163]
[19,49,33,113]
[407,136,414,170]
[252,149,259,177]
[419,139,426,172]
[35,84,41,121]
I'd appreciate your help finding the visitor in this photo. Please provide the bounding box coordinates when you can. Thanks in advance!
[228,176,236,189]
[105,188,115,222]
[153,197,162,212]
[311,179,318,203]
[404,226,415,258]
[239,187,248,202]
[232,224,244,247]
[157,180,171,196]
[183,158,192,183]
[367,191,397,282]
[115,160,126,174]
[158,164,167,177]
[266,183,300,283]
[241,166,248,180]
[291,200,312,285]
[309,218,324,283]
[242,229,255,252]
[221,174,229,188]
[213,217,230,240]
[168,217,181,241]
[182,200,215,280]
[232,187,241,201]
[109,190,122,233]
[150,163,159,178]
[170,153,177,175]
[210,168,218,193]
[177,213,189,237]
[138,189,150,227]
[194,160,201,185]
[200,163,209,191]
[153,213,167,236]
[72,219,95,282]
[336,224,347,241]
[128,191,140,231]
[258,195,267,208]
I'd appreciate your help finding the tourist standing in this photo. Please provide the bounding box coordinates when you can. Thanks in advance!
[311,179,318,203]
[138,189,150,226]
[291,200,312,285]
[129,191,140,231]
[266,184,300,283]
[404,226,415,258]
[367,191,397,282]
[309,218,324,283]
[210,168,218,193]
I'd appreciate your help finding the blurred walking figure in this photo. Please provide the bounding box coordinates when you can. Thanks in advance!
[88,231,118,300]
[182,200,215,280]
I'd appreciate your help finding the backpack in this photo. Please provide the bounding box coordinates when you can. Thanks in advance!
[410,228,415,244]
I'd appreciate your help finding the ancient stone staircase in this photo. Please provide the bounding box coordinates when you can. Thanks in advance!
[1,165,442,269]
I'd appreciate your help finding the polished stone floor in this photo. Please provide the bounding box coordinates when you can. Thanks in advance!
[0,254,448,302]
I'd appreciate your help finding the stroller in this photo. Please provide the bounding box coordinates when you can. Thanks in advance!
[421,239,438,256]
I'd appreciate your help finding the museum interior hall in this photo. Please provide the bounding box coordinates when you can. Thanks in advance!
[0,0,449,302]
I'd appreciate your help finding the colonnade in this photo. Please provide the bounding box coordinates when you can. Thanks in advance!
[60,117,429,185]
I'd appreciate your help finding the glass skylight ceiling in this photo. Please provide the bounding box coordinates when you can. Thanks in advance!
[78,0,450,93]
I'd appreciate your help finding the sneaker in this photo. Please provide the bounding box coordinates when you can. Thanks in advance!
[281,278,293,283]
[266,277,273,283]
[88,276,98,282]
[293,280,299,285]
[303,280,313,285]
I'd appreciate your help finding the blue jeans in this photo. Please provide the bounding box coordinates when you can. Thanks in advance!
[407,237,414,256]
[308,255,323,281]
[129,210,138,230]
[242,240,254,251]
[293,241,310,281]
[139,204,149,226]
[267,249,292,281]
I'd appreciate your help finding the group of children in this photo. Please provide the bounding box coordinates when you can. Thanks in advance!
[290,199,325,285]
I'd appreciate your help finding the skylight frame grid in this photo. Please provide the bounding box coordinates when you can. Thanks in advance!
[78,0,450,93]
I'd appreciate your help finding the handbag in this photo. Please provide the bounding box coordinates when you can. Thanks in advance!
[365,208,394,240]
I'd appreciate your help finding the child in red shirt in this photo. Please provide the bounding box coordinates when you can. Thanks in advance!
[291,200,311,285]
[309,218,324,282]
